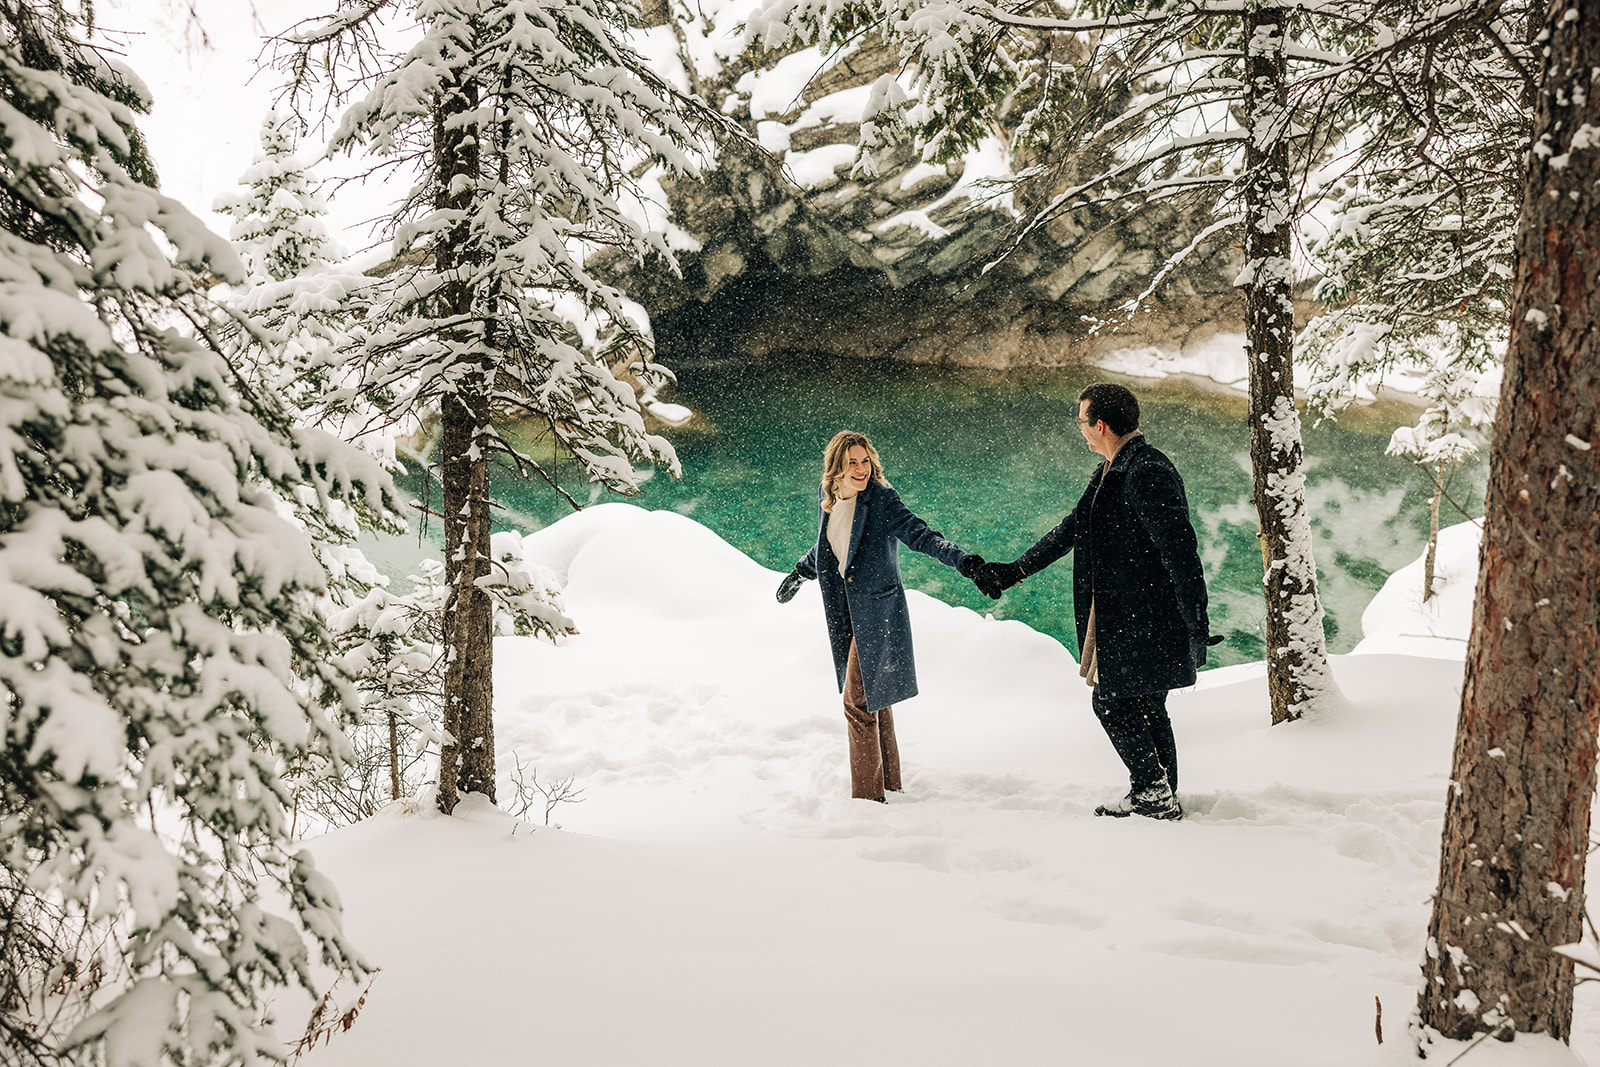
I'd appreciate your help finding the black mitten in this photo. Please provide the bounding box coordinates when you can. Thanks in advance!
[1192,631,1226,667]
[975,561,1025,600]
[775,567,812,604]
[957,554,986,579]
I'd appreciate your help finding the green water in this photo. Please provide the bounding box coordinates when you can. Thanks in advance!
[370,356,1485,669]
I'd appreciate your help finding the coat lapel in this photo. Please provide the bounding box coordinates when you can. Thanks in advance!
[845,482,871,572]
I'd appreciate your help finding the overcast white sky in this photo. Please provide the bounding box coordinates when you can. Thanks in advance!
[106,0,405,262]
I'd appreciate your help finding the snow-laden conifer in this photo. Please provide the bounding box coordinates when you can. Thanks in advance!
[213,110,380,446]
[1384,360,1492,603]
[212,112,582,826]
[0,3,395,1063]
[212,110,409,617]
[218,111,347,288]
[212,111,422,826]
[280,0,743,812]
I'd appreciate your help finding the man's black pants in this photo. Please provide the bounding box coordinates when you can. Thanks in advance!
[1090,688,1177,794]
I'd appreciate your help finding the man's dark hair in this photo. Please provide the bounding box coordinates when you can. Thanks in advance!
[1079,383,1141,436]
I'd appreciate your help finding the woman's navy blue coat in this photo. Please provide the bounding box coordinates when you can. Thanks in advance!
[794,481,970,712]
[1015,436,1211,697]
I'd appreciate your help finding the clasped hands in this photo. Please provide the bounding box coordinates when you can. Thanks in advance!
[955,556,1028,600]
[963,556,1024,600]
[774,555,1025,603]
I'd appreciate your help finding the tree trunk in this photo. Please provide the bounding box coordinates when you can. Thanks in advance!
[1416,0,1600,1043]
[1242,1,1335,725]
[433,71,497,815]
[388,707,401,801]
[1423,463,1443,602]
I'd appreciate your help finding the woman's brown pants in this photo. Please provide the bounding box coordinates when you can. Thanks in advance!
[844,638,901,799]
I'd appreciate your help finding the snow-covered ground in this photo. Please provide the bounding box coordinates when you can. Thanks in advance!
[289,506,1596,1066]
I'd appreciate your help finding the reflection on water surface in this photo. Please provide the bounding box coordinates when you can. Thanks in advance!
[371,355,1486,670]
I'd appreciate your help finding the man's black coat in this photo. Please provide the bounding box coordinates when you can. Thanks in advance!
[1016,436,1211,696]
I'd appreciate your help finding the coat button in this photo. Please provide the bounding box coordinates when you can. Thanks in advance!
[847,576,853,582]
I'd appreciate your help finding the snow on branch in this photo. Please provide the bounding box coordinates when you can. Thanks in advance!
[285,0,403,48]
[1012,128,1248,238]
[1114,213,1245,317]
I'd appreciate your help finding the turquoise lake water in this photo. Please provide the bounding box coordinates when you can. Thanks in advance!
[368,355,1485,670]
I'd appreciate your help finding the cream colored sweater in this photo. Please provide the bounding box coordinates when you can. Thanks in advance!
[826,493,857,577]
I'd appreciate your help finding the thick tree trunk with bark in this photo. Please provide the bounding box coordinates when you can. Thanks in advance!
[433,71,498,815]
[1416,0,1600,1043]
[1242,2,1335,725]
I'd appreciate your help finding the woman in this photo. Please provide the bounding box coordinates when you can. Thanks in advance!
[776,431,984,802]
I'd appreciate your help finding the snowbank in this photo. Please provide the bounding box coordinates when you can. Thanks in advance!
[296,505,1594,1067]
[1353,519,1481,658]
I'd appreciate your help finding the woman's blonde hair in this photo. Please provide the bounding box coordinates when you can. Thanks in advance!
[821,430,890,511]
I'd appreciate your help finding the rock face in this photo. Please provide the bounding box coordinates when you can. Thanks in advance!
[605,10,1250,370]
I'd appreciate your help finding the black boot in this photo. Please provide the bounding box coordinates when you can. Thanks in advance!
[1094,780,1182,820]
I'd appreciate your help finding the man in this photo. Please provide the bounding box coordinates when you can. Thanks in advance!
[975,383,1217,820]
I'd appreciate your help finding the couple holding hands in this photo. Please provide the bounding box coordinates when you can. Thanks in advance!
[775,383,1220,822]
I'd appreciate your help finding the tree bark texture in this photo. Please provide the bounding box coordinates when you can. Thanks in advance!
[433,70,498,815]
[1416,0,1600,1043]
[1242,3,1335,725]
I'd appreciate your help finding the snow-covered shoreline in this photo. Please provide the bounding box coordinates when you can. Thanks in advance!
[1095,329,1438,408]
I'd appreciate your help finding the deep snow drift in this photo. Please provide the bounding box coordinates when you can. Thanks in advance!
[294,506,1594,1067]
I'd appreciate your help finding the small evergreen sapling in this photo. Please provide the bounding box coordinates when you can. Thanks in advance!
[213,108,392,498]
[308,538,577,830]
[1384,363,1495,602]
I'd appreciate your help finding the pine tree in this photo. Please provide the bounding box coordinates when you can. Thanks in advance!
[0,2,394,1062]
[214,110,419,828]
[1415,0,1600,1046]
[217,111,345,288]
[1383,363,1494,602]
[212,107,402,621]
[214,109,380,452]
[214,113,581,827]
[280,0,742,812]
